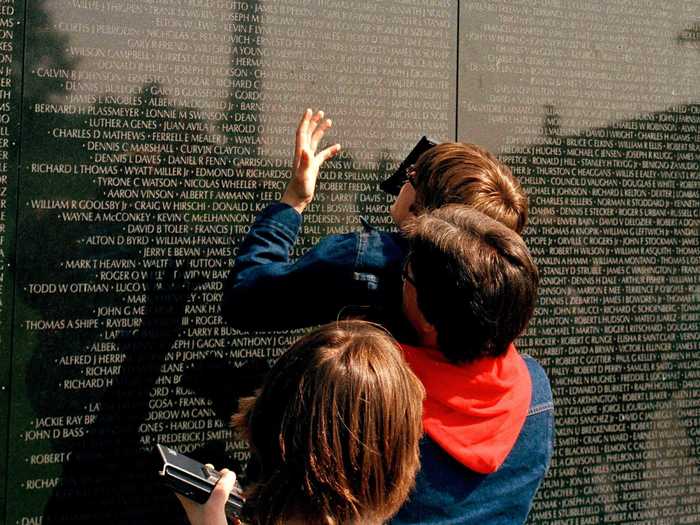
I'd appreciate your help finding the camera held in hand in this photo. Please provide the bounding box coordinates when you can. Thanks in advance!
[157,444,244,520]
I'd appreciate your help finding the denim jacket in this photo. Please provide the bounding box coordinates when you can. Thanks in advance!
[392,355,554,524]
[223,202,409,331]
[224,203,554,524]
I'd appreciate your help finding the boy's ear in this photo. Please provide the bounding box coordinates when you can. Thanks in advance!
[403,277,439,348]
[419,316,439,349]
[412,300,438,348]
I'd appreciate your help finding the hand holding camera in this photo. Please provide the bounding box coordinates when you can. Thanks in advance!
[157,444,243,525]
[176,468,239,525]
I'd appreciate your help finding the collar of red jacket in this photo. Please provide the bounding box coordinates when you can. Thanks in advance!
[400,343,531,474]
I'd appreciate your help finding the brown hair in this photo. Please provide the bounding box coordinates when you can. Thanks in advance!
[403,205,538,363]
[233,320,425,525]
[411,142,528,233]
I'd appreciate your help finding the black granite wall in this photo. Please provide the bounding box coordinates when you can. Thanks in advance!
[0,1,698,523]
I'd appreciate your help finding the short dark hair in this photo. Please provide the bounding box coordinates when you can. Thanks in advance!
[403,205,538,363]
[233,320,425,525]
[411,142,528,233]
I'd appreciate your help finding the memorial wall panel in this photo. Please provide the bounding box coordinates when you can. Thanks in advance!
[458,1,700,523]
[2,0,698,523]
[0,1,24,519]
[4,0,457,522]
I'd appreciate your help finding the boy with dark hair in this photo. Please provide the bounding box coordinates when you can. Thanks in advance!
[394,205,552,524]
[401,204,538,363]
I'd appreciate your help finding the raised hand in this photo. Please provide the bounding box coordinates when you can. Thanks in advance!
[281,108,342,214]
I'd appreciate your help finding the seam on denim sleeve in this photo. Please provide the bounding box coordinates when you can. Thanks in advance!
[353,272,379,291]
[353,272,378,283]
[528,402,554,416]
[355,231,368,268]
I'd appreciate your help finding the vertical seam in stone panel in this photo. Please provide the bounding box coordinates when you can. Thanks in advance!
[3,1,29,521]
[455,0,460,141]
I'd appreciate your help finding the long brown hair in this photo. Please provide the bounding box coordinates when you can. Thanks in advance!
[233,320,425,524]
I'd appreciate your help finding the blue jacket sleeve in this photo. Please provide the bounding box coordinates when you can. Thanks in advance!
[222,203,406,330]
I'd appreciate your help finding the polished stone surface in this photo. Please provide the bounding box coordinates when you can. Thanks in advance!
[459,2,700,521]
[1,0,699,523]
[5,1,458,522]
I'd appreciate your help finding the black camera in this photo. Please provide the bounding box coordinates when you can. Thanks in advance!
[380,136,438,195]
[157,444,244,519]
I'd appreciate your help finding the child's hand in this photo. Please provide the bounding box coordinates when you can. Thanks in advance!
[281,108,341,213]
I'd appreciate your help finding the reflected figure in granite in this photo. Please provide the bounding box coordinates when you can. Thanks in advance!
[42,262,268,524]
[223,110,554,524]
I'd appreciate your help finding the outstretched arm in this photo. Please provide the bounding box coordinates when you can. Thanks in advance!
[223,109,358,330]
[222,109,408,332]
[229,109,340,288]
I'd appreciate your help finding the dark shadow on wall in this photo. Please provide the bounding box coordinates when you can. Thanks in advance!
[12,1,272,522]
[18,3,403,521]
[42,262,268,523]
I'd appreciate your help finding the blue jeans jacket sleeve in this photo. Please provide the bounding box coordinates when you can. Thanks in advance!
[229,202,303,278]
[222,203,408,330]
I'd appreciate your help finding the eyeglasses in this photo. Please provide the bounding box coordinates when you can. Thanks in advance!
[402,258,416,286]
[405,165,417,188]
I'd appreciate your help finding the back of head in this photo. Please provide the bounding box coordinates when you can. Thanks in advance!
[411,142,528,233]
[403,205,538,363]
[234,320,425,525]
